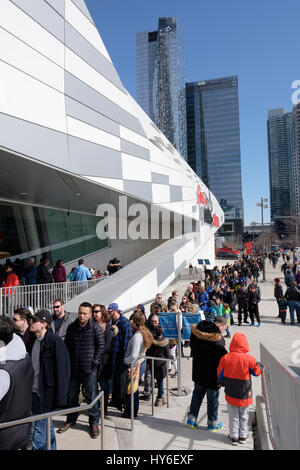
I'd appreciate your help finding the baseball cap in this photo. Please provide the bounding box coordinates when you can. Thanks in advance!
[107,303,122,313]
[25,306,34,316]
[214,316,227,326]
[32,309,53,325]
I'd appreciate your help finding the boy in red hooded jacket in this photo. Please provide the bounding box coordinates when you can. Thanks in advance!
[217,332,263,445]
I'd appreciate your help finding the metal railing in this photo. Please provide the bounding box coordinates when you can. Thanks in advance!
[129,355,174,431]
[260,343,300,450]
[0,391,105,450]
[0,278,104,316]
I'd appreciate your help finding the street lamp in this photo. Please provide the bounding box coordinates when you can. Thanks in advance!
[256,197,268,281]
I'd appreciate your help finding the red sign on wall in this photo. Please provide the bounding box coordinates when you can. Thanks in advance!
[196,185,207,206]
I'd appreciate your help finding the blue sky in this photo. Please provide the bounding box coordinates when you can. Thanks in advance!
[85,0,300,225]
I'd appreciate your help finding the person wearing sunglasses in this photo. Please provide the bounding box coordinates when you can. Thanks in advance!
[51,298,74,342]
[13,307,35,355]
[92,305,113,416]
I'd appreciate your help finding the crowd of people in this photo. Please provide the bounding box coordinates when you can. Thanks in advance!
[0,257,123,290]
[0,250,296,450]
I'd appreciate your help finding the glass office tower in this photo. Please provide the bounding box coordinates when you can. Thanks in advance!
[137,18,187,160]
[267,109,294,229]
[186,76,244,226]
[292,103,300,216]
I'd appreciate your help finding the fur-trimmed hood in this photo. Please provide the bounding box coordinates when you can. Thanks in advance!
[191,322,221,343]
[138,326,154,349]
[152,337,169,347]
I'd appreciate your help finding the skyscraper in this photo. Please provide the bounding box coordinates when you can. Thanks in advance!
[136,18,187,159]
[186,76,244,235]
[267,109,294,231]
[292,103,300,216]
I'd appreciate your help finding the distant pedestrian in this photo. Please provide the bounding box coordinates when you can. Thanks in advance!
[72,259,92,282]
[278,297,288,325]
[36,258,52,284]
[248,286,261,327]
[284,281,300,325]
[274,278,283,318]
[217,332,262,445]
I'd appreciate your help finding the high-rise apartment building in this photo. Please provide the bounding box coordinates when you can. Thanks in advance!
[137,18,187,159]
[267,109,294,230]
[186,76,244,237]
[292,103,300,216]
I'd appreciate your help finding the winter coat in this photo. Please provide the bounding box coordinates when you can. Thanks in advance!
[285,269,295,287]
[196,291,209,307]
[36,329,71,412]
[51,312,74,342]
[237,287,249,306]
[24,266,37,285]
[284,286,300,301]
[110,314,132,371]
[248,291,260,306]
[72,265,91,282]
[146,337,173,382]
[36,265,52,284]
[190,321,227,389]
[274,284,283,299]
[217,332,262,407]
[52,265,67,283]
[65,318,105,376]
[98,321,114,381]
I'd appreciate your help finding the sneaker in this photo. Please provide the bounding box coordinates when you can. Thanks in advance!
[257,322,261,327]
[244,320,250,324]
[224,334,231,338]
[186,418,199,430]
[154,398,163,407]
[162,394,167,405]
[228,435,239,446]
[207,422,223,431]
[250,322,255,326]
[239,436,248,444]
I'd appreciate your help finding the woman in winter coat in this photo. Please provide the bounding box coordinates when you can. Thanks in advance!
[52,260,67,283]
[146,326,173,406]
[122,312,153,419]
[92,304,114,415]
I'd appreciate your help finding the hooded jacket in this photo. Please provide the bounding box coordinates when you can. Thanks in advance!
[190,321,227,389]
[217,332,262,407]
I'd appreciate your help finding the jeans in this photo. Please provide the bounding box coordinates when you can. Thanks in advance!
[188,384,220,426]
[288,300,300,324]
[31,393,56,450]
[143,368,152,396]
[67,370,99,426]
[139,360,147,382]
[157,379,164,399]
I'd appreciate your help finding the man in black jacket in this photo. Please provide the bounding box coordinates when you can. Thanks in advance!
[186,317,227,431]
[58,302,105,438]
[30,309,70,450]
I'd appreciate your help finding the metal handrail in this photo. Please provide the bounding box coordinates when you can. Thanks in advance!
[129,354,175,431]
[0,391,105,450]
[0,277,104,316]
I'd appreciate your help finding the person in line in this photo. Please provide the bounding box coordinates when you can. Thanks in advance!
[248,286,261,327]
[23,258,37,285]
[52,260,67,283]
[284,281,300,325]
[278,296,288,325]
[72,259,92,282]
[274,278,283,318]
[122,312,153,418]
[149,293,165,319]
[59,302,105,438]
[217,332,262,445]
[30,310,70,450]
[146,325,173,407]
[36,258,52,284]
[237,282,249,326]
[108,303,132,412]
[92,304,114,416]
[51,298,74,341]
[13,307,35,355]
[186,316,227,431]
[140,314,160,401]
[0,316,34,450]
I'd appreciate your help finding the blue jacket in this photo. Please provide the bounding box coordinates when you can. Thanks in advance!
[73,265,91,281]
[24,266,37,285]
[111,314,132,372]
[196,291,209,307]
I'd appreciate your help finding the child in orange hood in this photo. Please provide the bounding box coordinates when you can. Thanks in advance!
[217,332,263,445]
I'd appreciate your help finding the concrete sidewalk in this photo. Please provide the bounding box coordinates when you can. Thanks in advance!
[55,258,299,450]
